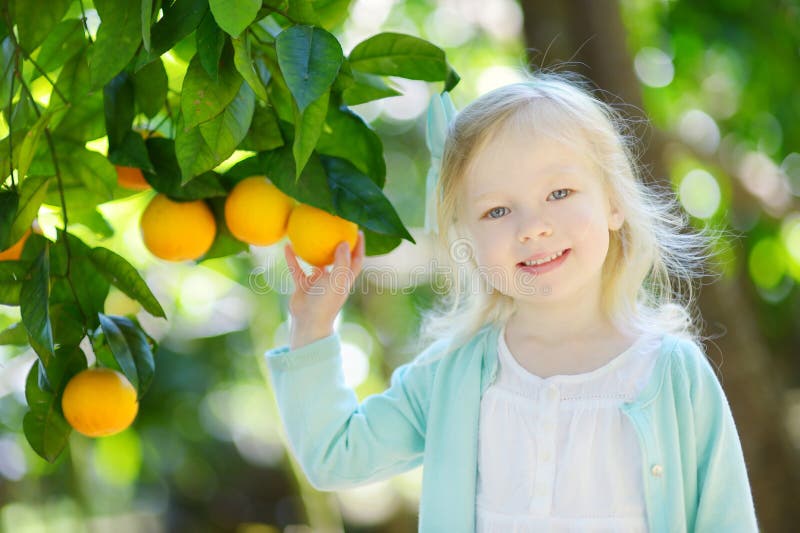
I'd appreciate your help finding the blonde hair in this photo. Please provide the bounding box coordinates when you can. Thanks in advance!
[412,69,727,362]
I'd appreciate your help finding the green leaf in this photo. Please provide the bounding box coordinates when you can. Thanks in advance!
[209,0,261,38]
[175,116,222,182]
[51,48,106,142]
[12,0,72,53]
[21,246,55,365]
[199,82,256,162]
[55,144,117,205]
[286,0,319,25]
[98,313,139,391]
[89,0,143,90]
[142,0,153,52]
[293,89,329,179]
[348,32,449,81]
[146,0,209,59]
[23,350,86,463]
[360,228,401,256]
[0,262,27,305]
[8,176,52,245]
[233,33,268,101]
[0,322,29,345]
[313,0,353,29]
[321,155,415,242]
[104,73,136,149]
[0,37,16,111]
[0,190,18,250]
[108,129,153,171]
[196,11,226,79]
[144,137,228,198]
[276,25,343,112]
[317,105,385,187]
[48,232,110,332]
[342,70,401,106]
[111,316,156,398]
[33,19,85,77]
[18,106,61,185]
[89,248,166,318]
[445,62,460,92]
[50,302,90,347]
[132,58,168,118]
[239,102,284,152]
[180,44,243,129]
[68,208,115,239]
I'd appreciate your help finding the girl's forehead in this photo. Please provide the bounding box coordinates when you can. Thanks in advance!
[463,129,596,189]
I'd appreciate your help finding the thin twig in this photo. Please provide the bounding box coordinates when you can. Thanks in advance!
[17,76,95,352]
[77,0,94,44]
[8,49,16,191]
[44,127,94,351]
[19,50,69,105]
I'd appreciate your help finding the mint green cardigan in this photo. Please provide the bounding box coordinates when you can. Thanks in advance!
[265,322,759,532]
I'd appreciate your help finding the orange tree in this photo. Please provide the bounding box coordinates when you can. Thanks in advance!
[0,0,458,462]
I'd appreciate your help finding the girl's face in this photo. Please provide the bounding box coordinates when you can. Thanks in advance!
[457,126,624,303]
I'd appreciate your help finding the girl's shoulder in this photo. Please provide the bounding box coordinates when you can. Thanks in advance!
[660,333,724,389]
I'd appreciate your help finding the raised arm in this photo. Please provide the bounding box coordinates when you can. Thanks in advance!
[266,333,444,490]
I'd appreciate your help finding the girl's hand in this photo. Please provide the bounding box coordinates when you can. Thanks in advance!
[284,230,365,349]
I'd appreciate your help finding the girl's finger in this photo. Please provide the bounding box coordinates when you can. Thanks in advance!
[351,231,365,276]
[285,244,309,292]
[334,240,351,270]
[309,267,325,284]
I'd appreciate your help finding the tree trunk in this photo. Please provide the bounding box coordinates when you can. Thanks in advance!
[518,1,800,530]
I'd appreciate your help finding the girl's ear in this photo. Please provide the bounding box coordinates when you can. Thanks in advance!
[608,206,624,231]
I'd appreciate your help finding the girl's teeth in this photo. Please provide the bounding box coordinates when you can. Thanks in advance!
[523,249,565,266]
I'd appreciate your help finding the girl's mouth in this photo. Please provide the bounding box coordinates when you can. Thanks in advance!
[517,248,570,275]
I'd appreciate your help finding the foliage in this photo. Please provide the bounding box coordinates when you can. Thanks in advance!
[0,0,458,462]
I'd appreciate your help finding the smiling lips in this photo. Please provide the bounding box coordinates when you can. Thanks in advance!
[518,248,570,266]
[517,248,571,274]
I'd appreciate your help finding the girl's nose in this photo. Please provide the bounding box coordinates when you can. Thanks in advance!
[517,211,553,242]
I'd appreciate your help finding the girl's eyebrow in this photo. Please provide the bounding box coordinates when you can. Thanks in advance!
[471,166,582,200]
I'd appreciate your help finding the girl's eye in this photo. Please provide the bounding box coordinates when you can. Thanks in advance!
[485,207,509,219]
[548,188,573,201]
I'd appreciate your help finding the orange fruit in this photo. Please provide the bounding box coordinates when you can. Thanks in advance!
[286,203,359,267]
[61,368,139,438]
[0,228,31,261]
[114,130,163,190]
[224,176,296,245]
[140,194,216,261]
[116,165,151,190]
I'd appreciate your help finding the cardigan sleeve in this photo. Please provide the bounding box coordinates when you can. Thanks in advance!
[264,333,445,491]
[684,339,759,532]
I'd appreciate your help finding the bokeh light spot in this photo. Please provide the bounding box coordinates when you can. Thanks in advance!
[748,238,786,290]
[678,169,721,219]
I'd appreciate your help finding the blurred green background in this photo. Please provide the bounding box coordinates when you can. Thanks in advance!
[2,0,800,531]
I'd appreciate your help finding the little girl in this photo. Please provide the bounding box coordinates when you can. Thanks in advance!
[264,71,759,532]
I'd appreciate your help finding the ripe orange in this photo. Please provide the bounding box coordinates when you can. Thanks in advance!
[0,228,30,261]
[224,176,296,246]
[140,194,217,261]
[61,368,139,438]
[116,165,151,190]
[286,203,359,267]
[114,130,163,190]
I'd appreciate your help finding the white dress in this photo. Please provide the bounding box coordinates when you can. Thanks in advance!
[476,323,663,532]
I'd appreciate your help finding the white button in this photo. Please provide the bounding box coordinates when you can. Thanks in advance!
[542,421,555,432]
[651,464,664,477]
[548,386,559,400]
[541,451,552,462]
[536,487,547,497]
